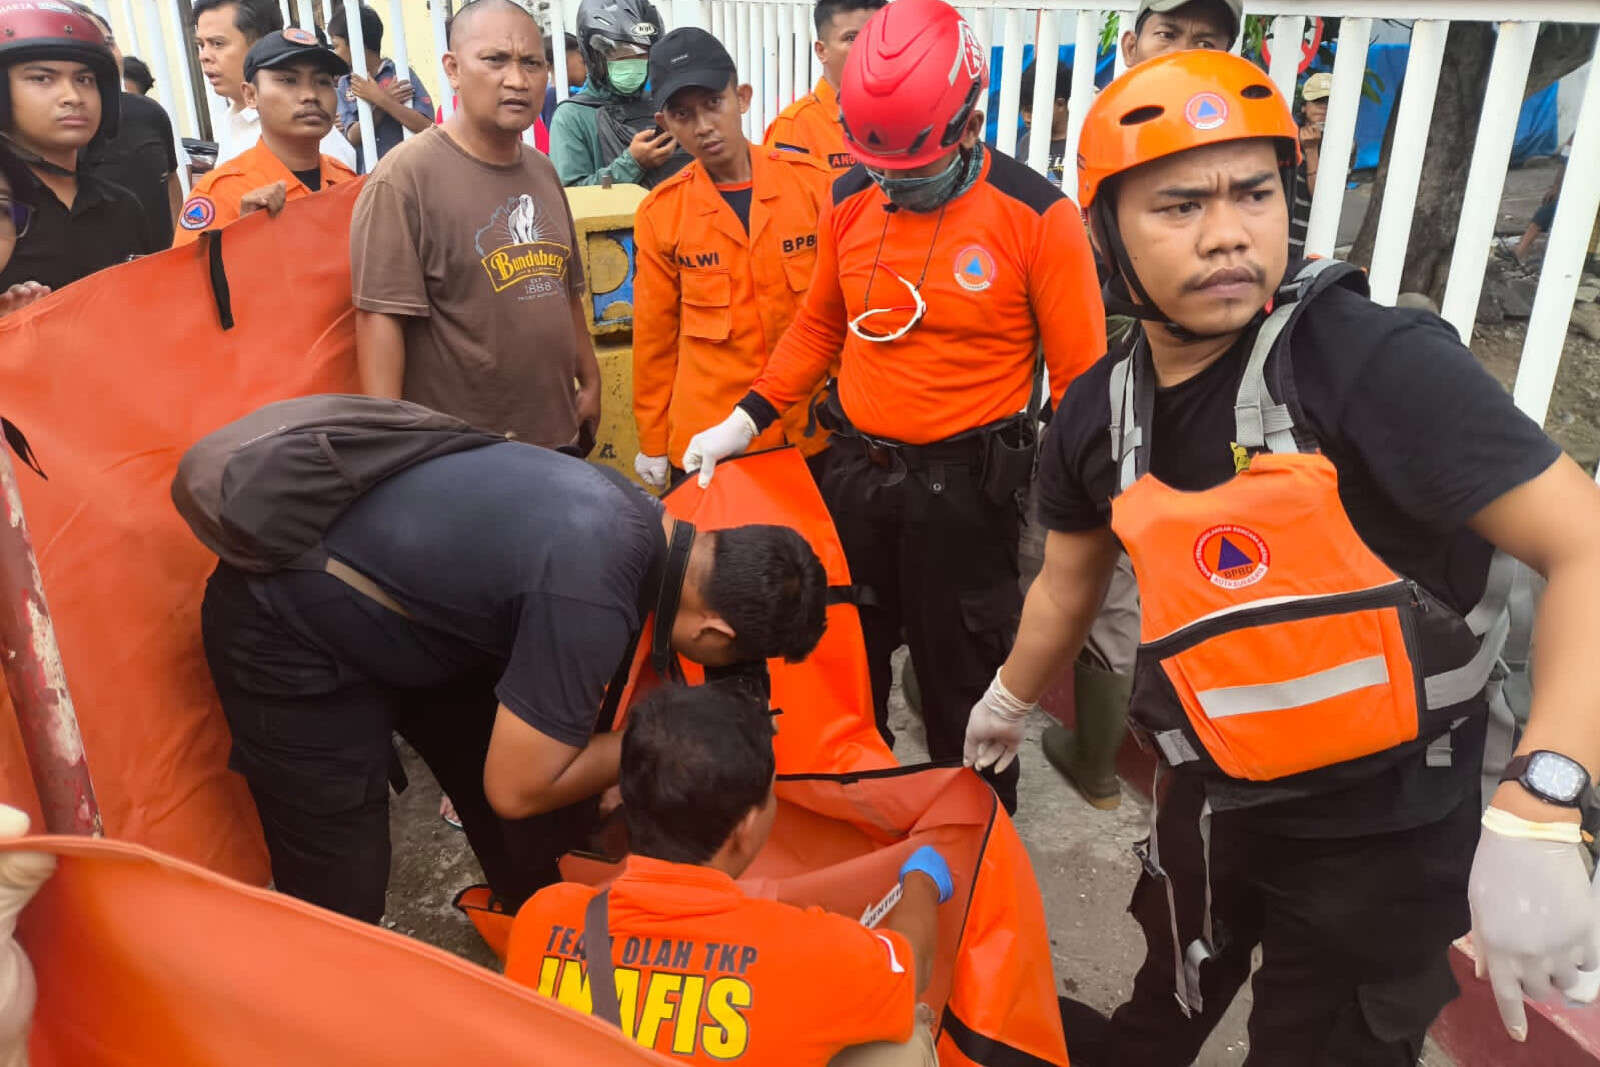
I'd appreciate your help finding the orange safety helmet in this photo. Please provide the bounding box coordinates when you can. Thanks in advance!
[1077,50,1301,340]
[1077,49,1299,210]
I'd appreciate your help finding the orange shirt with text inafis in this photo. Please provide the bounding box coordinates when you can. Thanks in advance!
[505,856,918,1064]
[174,141,357,245]
[633,146,835,467]
[764,78,858,174]
[749,149,1106,444]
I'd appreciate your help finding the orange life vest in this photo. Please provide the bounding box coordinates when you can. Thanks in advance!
[1108,261,1509,791]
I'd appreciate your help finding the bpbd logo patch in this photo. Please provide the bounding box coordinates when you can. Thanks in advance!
[180,195,216,230]
[1184,92,1229,131]
[953,245,995,292]
[1194,524,1269,589]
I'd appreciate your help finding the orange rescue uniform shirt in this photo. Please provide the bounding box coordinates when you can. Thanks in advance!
[764,77,857,174]
[173,141,358,246]
[506,856,918,1064]
[749,149,1106,444]
[634,145,834,467]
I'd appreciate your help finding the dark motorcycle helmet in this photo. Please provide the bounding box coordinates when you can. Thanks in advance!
[574,0,663,90]
[0,1,121,140]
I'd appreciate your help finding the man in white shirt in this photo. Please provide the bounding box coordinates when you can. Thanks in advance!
[194,0,356,169]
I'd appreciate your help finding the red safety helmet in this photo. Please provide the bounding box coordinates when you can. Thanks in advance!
[0,1,121,140]
[838,0,987,171]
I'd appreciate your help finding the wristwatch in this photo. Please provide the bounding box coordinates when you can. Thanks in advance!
[1500,750,1591,808]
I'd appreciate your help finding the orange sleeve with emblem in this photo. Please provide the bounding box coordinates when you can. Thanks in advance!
[631,200,681,459]
[795,912,919,1054]
[171,174,245,247]
[749,199,849,411]
[1033,198,1107,403]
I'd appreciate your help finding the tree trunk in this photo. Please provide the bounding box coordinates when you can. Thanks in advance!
[1348,24,1596,303]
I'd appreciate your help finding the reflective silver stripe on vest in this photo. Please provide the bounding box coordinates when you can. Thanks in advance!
[1194,654,1390,720]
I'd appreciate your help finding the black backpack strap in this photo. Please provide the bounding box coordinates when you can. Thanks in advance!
[584,889,621,1027]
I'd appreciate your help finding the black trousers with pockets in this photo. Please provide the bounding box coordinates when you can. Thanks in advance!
[1103,772,1479,1066]
[201,562,596,923]
[817,434,1024,812]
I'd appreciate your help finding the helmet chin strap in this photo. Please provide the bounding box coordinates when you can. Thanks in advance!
[1091,197,1235,344]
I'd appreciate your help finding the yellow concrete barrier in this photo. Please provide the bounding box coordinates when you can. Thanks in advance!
[565,183,651,486]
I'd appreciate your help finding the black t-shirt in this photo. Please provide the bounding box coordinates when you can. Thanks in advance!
[0,165,151,291]
[1039,285,1560,833]
[718,184,752,234]
[322,442,665,747]
[82,93,178,250]
[292,167,322,192]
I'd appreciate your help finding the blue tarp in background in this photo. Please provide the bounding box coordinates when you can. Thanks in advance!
[989,39,1560,167]
[1346,42,1557,170]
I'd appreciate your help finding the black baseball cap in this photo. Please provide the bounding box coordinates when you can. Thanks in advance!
[649,27,737,111]
[244,27,351,83]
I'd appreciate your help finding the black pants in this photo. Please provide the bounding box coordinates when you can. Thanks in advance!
[201,562,596,922]
[1102,773,1478,1065]
[817,435,1023,812]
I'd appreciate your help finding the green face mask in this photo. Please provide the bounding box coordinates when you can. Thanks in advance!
[608,58,649,95]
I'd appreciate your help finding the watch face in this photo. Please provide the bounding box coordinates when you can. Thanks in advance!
[1526,752,1589,803]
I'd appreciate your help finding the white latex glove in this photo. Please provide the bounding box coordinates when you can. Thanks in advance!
[634,452,670,490]
[1467,807,1600,1042]
[963,669,1032,774]
[0,805,54,1067]
[681,408,758,488]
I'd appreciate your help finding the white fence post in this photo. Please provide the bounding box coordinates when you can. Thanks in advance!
[550,0,571,103]
[995,7,1024,157]
[1513,36,1600,428]
[383,0,417,141]
[1366,18,1449,305]
[1062,8,1099,200]
[1303,14,1369,257]
[1440,20,1539,340]
[112,0,141,57]
[777,3,794,118]
[430,0,454,121]
[149,0,200,193]
[1025,10,1059,175]
[1266,15,1305,103]
[758,2,777,139]
[341,0,381,170]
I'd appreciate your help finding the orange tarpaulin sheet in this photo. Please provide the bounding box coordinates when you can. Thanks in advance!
[0,182,369,881]
[3,835,670,1065]
[463,765,1070,1066]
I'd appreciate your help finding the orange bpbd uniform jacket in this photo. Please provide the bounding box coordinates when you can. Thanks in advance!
[750,150,1106,444]
[764,78,858,174]
[173,141,359,246]
[506,856,918,1064]
[633,146,834,467]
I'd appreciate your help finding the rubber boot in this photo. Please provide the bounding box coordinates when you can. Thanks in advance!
[1042,660,1131,810]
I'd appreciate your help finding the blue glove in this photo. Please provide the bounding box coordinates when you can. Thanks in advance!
[899,845,953,904]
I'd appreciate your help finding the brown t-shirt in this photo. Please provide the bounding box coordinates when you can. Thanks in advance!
[350,126,587,448]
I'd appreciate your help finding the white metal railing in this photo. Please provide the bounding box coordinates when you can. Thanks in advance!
[119,1,1600,463]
